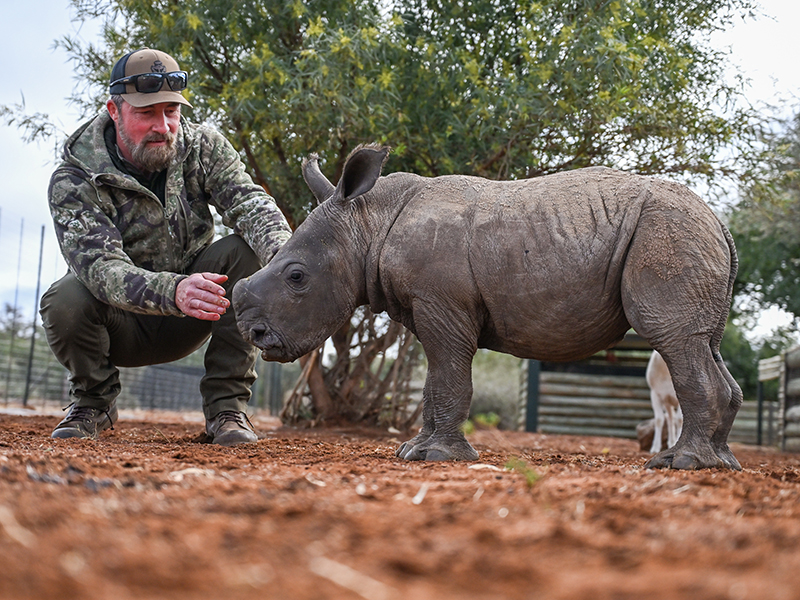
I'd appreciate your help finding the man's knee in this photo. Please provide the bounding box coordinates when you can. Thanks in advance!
[40,273,102,329]
[193,235,263,281]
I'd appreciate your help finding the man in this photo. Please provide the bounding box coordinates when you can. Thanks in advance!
[41,48,292,445]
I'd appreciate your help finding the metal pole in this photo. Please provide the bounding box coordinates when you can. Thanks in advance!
[525,359,541,432]
[23,225,45,407]
[4,218,24,404]
[757,381,764,446]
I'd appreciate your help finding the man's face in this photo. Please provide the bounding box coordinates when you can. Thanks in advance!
[107,99,181,173]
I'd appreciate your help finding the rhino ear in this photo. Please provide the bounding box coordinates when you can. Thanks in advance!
[331,145,390,204]
[302,153,336,204]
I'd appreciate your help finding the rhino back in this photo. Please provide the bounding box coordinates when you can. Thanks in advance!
[379,167,666,360]
[474,168,650,357]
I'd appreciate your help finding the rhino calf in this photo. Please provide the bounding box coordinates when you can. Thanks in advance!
[234,145,742,470]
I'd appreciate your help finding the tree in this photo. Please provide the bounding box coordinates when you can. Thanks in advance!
[730,111,800,328]
[4,0,762,426]
[720,321,757,399]
[50,0,760,205]
[388,0,760,184]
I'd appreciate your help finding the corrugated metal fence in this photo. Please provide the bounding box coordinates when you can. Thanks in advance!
[529,368,777,445]
[520,330,783,447]
[537,371,652,439]
[782,348,800,450]
[760,346,800,451]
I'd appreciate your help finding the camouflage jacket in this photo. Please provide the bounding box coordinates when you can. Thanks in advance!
[48,111,292,317]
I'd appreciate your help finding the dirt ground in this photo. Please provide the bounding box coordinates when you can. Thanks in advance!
[0,407,798,600]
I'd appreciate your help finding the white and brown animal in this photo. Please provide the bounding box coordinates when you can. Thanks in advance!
[646,350,683,453]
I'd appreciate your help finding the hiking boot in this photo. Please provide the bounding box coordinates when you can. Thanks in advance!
[51,401,118,440]
[206,411,258,446]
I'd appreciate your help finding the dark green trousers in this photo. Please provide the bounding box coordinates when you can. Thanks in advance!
[40,235,262,420]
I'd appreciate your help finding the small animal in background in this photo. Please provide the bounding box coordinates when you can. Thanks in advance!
[646,351,683,453]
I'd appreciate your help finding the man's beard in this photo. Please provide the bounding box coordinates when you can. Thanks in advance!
[119,120,178,173]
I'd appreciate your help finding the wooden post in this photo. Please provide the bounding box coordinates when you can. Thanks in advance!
[757,355,783,447]
[757,381,764,446]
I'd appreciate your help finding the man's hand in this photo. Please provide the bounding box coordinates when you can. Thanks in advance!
[176,272,230,321]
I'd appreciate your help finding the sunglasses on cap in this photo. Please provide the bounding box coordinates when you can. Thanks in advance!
[110,71,188,94]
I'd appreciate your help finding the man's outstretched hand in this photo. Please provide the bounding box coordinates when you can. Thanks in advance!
[176,272,230,321]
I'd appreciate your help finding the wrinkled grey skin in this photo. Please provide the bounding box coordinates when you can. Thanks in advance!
[234,145,742,470]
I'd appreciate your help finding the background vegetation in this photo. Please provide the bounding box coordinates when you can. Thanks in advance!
[4,0,799,425]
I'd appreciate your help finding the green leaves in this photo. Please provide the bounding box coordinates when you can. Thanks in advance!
[730,112,800,326]
[52,0,757,226]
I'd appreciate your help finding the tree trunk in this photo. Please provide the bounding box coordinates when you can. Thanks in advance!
[280,308,422,429]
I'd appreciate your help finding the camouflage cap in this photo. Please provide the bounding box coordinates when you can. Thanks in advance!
[109,48,192,108]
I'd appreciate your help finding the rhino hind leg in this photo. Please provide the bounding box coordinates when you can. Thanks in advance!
[709,349,743,470]
[642,342,735,470]
[623,209,740,470]
[708,256,743,470]
[400,434,479,461]
[644,346,740,470]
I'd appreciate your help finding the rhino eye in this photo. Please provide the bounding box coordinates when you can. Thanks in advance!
[289,270,305,283]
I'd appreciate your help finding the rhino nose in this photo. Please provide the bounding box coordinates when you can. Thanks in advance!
[248,323,281,350]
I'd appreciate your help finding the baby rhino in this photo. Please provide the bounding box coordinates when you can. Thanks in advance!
[234,145,742,471]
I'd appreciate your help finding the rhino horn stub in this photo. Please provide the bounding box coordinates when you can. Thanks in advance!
[332,145,390,204]
[302,153,335,204]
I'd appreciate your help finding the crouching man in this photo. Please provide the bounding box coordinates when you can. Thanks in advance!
[41,48,292,445]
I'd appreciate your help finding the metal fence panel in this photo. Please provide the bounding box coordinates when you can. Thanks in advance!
[532,367,780,445]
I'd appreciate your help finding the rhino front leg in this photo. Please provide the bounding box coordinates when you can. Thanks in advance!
[395,385,434,458]
[397,307,479,462]
[398,376,478,461]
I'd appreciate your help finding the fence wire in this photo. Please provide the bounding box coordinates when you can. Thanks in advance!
[0,331,288,415]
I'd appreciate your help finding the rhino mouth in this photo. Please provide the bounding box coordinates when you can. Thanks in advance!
[238,319,297,363]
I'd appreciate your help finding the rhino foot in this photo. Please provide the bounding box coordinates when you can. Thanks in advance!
[713,443,742,471]
[645,442,727,470]
[399,435,478,462]
[395,431,432,458]
[670,452,720,470]
[644,448,675,469]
